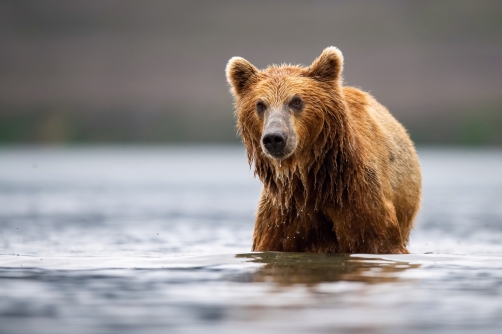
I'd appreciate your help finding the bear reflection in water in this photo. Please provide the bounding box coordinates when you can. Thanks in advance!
[235,253,420,285]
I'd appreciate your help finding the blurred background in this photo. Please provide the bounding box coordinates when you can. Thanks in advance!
[1,0,501,146]
[1,3,502,333]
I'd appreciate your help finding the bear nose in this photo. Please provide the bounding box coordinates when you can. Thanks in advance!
[262,131,287,155]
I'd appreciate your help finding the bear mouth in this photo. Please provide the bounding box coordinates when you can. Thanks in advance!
[268,152,287,160]
[262,147,294,161]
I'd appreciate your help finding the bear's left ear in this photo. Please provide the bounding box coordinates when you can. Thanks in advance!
[226,57,259,97]
[306,46,344,83]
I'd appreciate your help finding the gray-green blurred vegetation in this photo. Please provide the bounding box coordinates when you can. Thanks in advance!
[1,0,501,145]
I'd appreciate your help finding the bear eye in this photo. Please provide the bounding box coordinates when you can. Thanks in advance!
[290,95,304,111]
[256,100,266,114]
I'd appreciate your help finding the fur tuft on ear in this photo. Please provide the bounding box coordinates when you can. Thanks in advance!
[306,46,344,83]
[226,57,258,96]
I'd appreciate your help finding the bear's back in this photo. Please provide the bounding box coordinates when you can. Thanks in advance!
[343,86,422,241]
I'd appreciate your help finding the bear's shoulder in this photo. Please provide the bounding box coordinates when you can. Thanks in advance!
[342,86,369,104]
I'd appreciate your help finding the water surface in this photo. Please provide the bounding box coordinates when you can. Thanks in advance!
[0,146,501,333]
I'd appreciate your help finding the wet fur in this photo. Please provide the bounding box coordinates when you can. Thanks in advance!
[226,47,421,254]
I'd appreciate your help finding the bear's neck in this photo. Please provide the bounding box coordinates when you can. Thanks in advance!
[252,114,364,216]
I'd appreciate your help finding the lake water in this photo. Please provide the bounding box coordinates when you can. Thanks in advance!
[0,146,501,334]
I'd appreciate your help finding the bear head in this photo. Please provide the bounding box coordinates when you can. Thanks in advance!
[226,47,345,166]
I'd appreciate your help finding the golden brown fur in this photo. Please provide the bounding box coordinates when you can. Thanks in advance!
[226,47,421,254]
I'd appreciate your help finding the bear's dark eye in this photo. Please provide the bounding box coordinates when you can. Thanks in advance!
[256,100,266,114]
[290,95,304,111]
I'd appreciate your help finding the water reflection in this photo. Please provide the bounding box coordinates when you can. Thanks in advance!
[236,252,420,285]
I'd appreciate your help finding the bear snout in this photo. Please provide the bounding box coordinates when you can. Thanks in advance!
[262,130,288,157]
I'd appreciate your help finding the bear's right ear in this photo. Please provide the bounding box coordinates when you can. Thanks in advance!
[226,57,258,97]
[306,46,344,83]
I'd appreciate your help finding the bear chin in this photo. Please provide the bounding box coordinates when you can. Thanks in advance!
[261,149,294,162]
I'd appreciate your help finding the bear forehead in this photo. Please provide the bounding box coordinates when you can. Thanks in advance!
[253,66,312,100]
[258,65,305,82]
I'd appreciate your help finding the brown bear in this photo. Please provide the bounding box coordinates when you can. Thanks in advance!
[226,47,421,254]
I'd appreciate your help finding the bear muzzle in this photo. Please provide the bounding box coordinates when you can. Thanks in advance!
[262,130,288,157]
[261,107,297,160]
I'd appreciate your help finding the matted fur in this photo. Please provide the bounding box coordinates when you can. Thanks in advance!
[226,47,421,254]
